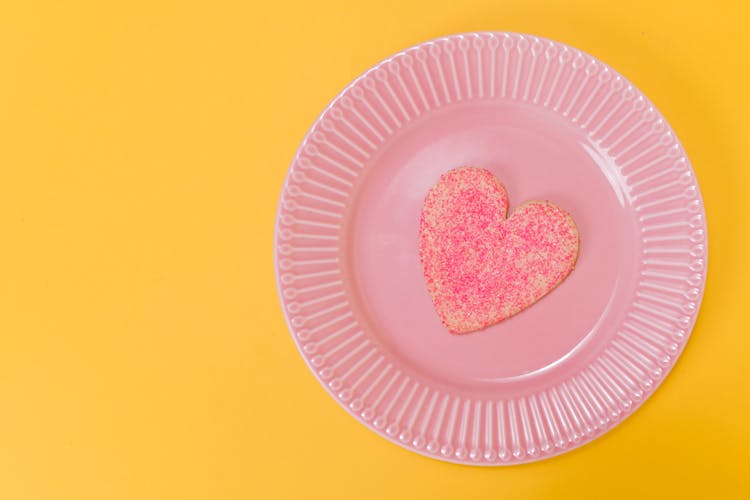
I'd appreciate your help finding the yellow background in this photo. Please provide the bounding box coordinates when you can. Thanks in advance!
[1,0,748,498]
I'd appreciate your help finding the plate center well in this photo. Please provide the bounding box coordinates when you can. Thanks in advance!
[346,100,638,391]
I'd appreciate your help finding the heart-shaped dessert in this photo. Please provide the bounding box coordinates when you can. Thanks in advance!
[419,167,579,334]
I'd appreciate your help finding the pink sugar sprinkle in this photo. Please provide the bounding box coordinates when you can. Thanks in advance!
[419,167,579,334]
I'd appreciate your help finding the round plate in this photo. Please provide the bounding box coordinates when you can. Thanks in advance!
[274,32,707,465]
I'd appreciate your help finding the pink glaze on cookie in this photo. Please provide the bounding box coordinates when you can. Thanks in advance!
[419,167,579,334]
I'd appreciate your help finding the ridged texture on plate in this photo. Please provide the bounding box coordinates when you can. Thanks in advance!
[275,32,706,465]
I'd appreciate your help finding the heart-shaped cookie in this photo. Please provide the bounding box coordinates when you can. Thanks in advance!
[419,167,579,334]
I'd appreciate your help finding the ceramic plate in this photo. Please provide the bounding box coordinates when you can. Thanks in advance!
[274,32,707,465]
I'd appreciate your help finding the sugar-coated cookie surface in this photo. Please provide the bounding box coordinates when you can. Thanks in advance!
[419,167,579,334]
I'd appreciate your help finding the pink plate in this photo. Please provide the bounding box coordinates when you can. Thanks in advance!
[274,32,707,465]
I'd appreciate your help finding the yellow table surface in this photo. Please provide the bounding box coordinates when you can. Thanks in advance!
[1,1,748,498]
